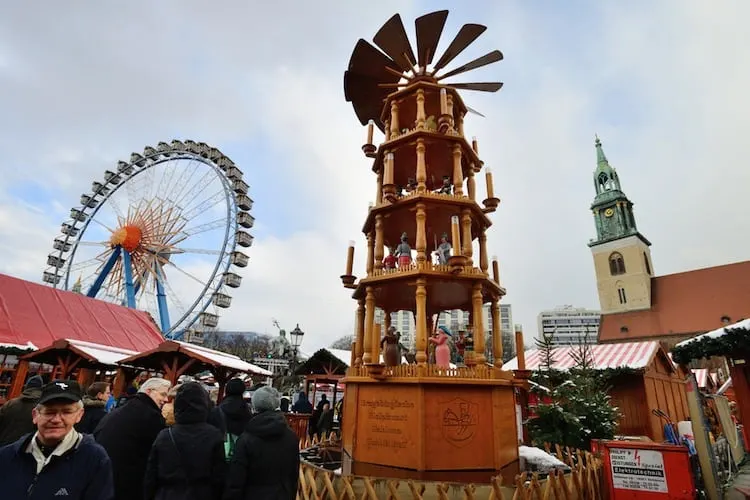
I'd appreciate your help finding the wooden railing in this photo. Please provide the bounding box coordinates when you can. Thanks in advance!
[297,436,604,499]
[368,262,487,278]
[347,363,498,380]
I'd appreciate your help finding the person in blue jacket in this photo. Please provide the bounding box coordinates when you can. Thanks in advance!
[0,379,114,500]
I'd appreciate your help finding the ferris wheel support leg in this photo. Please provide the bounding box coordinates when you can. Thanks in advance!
[154,265,171,335]
[121,250,137,309]
[86,246,122,298]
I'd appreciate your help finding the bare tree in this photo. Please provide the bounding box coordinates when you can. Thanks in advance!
[330,335,355,350]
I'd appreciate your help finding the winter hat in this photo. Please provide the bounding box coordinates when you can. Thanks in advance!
[225,378,246,396]
[25,375,44,389]
[438,325,453,337]
[251,385,280,413]
[174,381,210,423]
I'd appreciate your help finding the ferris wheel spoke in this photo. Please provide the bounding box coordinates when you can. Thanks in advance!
[161,276,189,322]
[77,240,109,247]
[159,247,222,256]
[170,166,217,212]
[182,190,227,221]
[163,260,208,288]
[69,256,108,274]
[88,216,116,234]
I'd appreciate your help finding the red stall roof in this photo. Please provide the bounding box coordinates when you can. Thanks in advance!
[0,273,164,352]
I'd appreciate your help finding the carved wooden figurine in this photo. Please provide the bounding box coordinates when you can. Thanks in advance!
[383,247,397,270]
[380,326,401,366]
[435,233,451,265]
[394,232,412,268]
[429,325,452,368]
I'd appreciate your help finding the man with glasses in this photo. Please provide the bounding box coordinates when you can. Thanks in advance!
[0,379,114,499]
[94,377,170,500]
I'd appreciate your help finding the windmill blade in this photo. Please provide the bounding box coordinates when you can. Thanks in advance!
[373,14,417,73]
[347,39,401,81]
[432,24,487,73]
[448,82,504,92]
[415,10,448,68]
[438,50,504,80]
[465,105,486,118]
[344,71,391,128]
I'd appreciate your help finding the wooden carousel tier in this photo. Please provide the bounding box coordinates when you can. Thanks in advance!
[362,193,492,245]
[351,269,503,313]
[340,372,521,472]
[369,129,481,189]
[377,82,471,135]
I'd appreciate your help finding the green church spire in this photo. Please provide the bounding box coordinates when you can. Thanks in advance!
[588,136,649,247]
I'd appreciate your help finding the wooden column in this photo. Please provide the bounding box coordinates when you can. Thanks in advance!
[515,325,526,370]
[446,94,454,124]
[355,299,365,366]
[371,323,382,365]
[452,144,464,196]
[9,360,29,399]
[461,208,473,265]
[416,89,426,129]
[467,166,476,201]
[374,215,384,270]
[416,138,427,193]
[457,111,465,137]
[384,119,391,142]
[366,232,374,275]
[491,299,503,368]
[416,202,427,267]
[415,278,428,365]
[390,100,400,138]
[472,282,486,365]
[376,169,383,205]
[363,287,375,364]
[479,231,489,273]
[77,368,95,389]
[111,367,128,398]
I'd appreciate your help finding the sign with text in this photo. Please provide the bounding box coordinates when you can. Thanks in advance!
[609,447,668,493]
[354,386,418,468]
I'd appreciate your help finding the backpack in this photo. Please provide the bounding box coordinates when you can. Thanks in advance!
[218,407,240,462]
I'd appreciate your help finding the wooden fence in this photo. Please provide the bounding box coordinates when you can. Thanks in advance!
[297,436,604,500]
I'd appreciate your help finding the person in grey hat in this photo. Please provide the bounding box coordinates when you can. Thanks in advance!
[0,374,43,446]
[0,379,114,499]
[223,385,299,500]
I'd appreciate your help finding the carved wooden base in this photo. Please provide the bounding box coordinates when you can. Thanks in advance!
[482,197,500,212]
[340,376,520,472]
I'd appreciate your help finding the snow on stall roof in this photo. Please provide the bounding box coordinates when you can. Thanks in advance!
[65,339,138,366]
[675,318,750,348]
[174,341,273,376]
[504,341,659,371]
[0,341,37,351]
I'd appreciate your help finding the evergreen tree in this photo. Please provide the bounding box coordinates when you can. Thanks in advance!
[527,331,620,450]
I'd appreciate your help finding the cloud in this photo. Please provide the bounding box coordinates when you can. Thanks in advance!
[1,1,749,354]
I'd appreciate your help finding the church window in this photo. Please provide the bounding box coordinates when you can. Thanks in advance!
[643,252,652,275]
[609,252,626,275]
[617,287,627,304]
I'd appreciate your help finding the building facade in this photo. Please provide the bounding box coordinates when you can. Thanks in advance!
[537,305,600,346]
[588,137,750,347]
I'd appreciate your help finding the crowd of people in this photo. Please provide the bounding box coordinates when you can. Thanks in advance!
[0,374,315,499]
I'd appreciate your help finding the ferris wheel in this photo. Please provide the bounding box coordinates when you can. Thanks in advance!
[43,140,254,339]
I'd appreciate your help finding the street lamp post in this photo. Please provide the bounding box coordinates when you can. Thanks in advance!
[284,324,305,393]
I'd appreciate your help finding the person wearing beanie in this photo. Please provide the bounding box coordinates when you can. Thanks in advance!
[144,382,226,500]
[207,378,251,438]
[0,374,44,446]
[223,385,300,500]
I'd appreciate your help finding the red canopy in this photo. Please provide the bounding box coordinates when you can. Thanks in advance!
[0,273,164,352]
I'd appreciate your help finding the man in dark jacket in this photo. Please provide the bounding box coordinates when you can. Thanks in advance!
[208,378,251,437]
[0,374,43,445]
[290,391,312,413]
[75,381,110,434]
[144,382,226,500]
[0,379,114,499]
[94,377,169,500]
[223,385,299,500]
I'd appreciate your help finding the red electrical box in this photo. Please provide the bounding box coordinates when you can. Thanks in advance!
[595,440,695,499]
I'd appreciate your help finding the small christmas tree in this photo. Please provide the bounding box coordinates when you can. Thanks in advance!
[528,332,620,449]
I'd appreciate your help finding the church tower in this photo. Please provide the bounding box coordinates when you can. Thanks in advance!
[588,136,654,314]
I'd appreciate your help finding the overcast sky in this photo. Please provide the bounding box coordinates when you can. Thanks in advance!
[1,1,748,353]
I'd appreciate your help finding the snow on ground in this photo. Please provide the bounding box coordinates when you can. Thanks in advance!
[519,446,568,472]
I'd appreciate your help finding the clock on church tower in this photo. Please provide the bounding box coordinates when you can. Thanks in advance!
[588,136,654,315]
